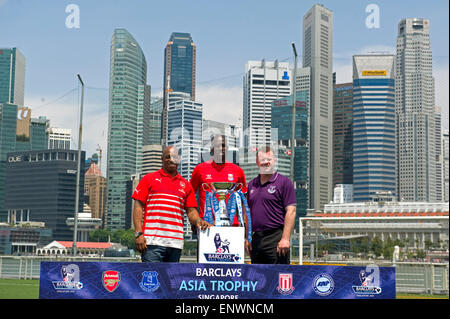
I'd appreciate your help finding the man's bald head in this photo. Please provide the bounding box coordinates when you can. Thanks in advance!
[162,145,180,175]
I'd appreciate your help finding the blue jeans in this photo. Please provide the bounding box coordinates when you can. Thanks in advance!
[141,245,182,263]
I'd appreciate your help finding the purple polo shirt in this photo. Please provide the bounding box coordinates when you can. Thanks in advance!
[247,171,297,232]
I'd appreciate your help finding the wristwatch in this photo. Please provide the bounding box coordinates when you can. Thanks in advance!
[135,231,143,238]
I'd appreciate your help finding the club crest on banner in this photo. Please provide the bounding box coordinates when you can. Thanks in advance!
[102,270,121,293]
[312,273,334,296]
[277,273,294,295]
[139,271,160,292]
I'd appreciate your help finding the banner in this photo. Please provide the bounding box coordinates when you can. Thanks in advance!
[39,262,395,299]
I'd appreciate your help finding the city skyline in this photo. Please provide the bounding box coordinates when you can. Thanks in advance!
[0,0,448,175]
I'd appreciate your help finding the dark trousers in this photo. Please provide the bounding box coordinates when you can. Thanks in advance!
[141,245,182,263]
[250,227,290,264]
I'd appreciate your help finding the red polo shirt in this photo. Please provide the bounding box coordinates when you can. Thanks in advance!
[132,168,197,249]
[190,160,247,225]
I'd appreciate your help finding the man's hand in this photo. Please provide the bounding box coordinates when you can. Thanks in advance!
[245,239,251,256]
[135,234,147,253]
[277,238,290,256]
[195,218,211,231]
[187,207,211,231]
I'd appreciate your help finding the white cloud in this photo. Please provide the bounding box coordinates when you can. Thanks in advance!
[196,85,243,126]
[25,94,109,176]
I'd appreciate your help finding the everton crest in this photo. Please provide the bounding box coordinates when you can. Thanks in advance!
[139,271,160,292]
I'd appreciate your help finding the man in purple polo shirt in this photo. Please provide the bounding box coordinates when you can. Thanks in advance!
[247,145,297,264]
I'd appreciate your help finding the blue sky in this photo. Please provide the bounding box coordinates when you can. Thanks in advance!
[1,0,448,170]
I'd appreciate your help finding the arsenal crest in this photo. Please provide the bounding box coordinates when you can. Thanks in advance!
[277,273,294,295]
[102,270,121,293]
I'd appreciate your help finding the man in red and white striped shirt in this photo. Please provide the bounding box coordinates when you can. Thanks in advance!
[132,146,210,262]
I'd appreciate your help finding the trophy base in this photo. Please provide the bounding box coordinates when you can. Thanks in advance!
[198,226,245,264]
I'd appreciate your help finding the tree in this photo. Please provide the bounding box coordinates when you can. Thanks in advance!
[89,228,110,242]
[416,249,426,259]
[370,236,383,257]
[424,239,433,251]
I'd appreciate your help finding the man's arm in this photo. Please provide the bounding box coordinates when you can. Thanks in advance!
[186,207,211,230]
[133,200,147,253]
[277,205,296,256]
[243,205,251,255]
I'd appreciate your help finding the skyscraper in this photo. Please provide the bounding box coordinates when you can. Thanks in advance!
[162,32,196,145]
[395,18,437,201]
[333,81,353,186]
[302,4,333,211]
[106,29,149,230]
[167,92,203,180]
[146,96,163,145]
[271,92,309,217]
[243,60,291,148]
[443,129,449,202]
[0,48,25,106]
[352,55,396,202]
[0,103,49,221]
[5,149,85,240]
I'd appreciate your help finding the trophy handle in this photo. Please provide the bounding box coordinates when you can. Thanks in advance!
[233,183,243,192]
[202,183,216,192]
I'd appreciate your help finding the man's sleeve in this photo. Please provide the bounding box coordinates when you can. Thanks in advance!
[185,183,199,208]
[132,175,150,203]
[283,177,297,208]
[190,165,201,193]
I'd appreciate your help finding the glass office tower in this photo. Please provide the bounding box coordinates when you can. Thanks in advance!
[271,92,309,218]
[5,149,85,241]
[162,33,196,145]
[0,48,25,106]
[352,55,396,202]
[106,29,149,230]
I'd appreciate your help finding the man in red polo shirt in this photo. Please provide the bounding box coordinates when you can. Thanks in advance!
[190,135,249,251]
[132,146,209,262]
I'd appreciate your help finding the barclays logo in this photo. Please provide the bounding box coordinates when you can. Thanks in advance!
[312,273,334,296]
[282,71,289,80]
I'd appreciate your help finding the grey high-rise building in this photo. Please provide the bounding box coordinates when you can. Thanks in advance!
[106,29,149,230]
[302,4,333,211]
[243,60,291,148]
[443,129,449,202]
[0,48,25,106]
[167,92,203,180]
[395,18,437,202]
[162,33,196,146]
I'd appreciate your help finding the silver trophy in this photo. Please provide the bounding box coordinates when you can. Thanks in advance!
[202,182,243,226]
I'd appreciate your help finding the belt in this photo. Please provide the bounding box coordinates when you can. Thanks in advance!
[253,227,283,237]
